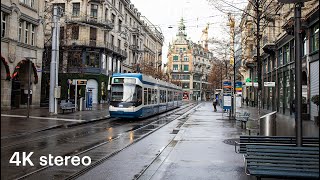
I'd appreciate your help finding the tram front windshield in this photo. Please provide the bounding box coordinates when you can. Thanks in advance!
[110,83,142,106]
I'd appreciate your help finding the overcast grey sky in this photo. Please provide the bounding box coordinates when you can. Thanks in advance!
[131,0,245,64]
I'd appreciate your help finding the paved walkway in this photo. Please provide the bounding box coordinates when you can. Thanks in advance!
[1,104,110,137]
[141,102,319,180]
[141,102,251,180]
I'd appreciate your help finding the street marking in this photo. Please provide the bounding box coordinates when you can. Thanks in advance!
[1,114,86,122]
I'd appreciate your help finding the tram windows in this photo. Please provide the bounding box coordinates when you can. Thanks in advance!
[136,86,142,106]
[154,89,158,104]
[165,91,167,102]
[168,91,172,102]
[144,88,148,105]
[111,84,123,101]
[160,90,165,103]
[148,88,151,105]
[151,89,155,104]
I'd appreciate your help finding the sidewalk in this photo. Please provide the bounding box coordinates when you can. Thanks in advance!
[1,104,110,137]
[141,102,319,180]
[141,102,251,180]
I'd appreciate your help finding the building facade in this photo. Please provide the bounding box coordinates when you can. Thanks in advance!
[239,0,319,120]
[167,18,213,101]
[140,16,164,76]
[1,0,45,110]
[41,0,163,105]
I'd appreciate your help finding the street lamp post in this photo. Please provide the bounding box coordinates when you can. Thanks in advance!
[278,0,311,147]
[49,6,61,114]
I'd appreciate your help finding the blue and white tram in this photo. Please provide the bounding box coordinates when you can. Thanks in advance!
[109,73,183,119]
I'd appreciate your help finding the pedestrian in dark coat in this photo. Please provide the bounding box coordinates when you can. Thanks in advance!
[245,97,249,106]
[213,98,218,112]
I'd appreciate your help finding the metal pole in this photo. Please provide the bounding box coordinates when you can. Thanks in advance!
[54,7,61,114]
[49,6,58,113]
[200,74,202,101]
[294,2,303,147]
[256,0,262,118]
[27,59,31,118]
[233,56,236,117]
[75,82,78,111]
[68,83,70,102]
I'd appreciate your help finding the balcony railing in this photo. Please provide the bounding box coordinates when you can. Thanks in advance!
[131,28,140,35]
[65,39,127,58]
[129,45,139,51]
[65,15,114,29]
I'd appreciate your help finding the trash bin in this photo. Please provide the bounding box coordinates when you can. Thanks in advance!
[259,111,277,136]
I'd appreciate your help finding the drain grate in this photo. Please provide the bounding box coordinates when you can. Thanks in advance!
[223,138,239,146]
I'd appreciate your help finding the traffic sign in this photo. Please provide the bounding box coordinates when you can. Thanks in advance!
[223,81,232,93]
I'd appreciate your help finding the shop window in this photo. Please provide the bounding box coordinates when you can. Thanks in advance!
[310,24,319,53]
[283,44,289,64]
[278,49,283,66]
[85,52,100,68]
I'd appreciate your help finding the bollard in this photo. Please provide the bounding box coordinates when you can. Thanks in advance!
[79,97,83,111]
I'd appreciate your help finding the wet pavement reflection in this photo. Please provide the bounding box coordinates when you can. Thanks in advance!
[1,103,195,179]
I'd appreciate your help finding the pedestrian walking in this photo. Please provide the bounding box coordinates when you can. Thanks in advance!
[291,99,295,113]
[245,97,249,106]
[213,98,218,112]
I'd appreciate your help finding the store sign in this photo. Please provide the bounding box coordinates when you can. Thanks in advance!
[264,82,275,87]
[245,82,258,87]
[72,79,87,85]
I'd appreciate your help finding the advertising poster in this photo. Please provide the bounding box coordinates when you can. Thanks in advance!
[223,95,232,109]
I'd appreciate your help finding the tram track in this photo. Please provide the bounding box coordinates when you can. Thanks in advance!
[2,103,191,149]
[2,103,197,180]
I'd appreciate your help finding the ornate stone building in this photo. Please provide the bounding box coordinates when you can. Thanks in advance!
[41,0,163,105]
[167,18,213,101]
[1,0,45,110]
